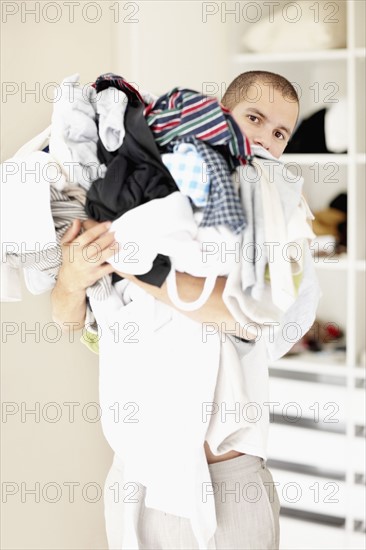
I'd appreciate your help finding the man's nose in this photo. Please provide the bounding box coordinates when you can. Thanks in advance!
[253,134,270,150]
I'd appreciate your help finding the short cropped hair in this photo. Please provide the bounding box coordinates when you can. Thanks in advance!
[221,70,299,110]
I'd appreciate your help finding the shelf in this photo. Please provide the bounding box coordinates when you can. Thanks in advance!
[355,48,366,58]
[231,3,365,545]
[270,355,366,379]
[280,154,365,165]
[356,260,366,272]
[355,367,366,375]
[278,516,366,550]
[313,259,366,272]
[281,154,349,165]
[234,48,364,65]
[233,49,349,63]
[270,353,346,376]
[313,256,348,271]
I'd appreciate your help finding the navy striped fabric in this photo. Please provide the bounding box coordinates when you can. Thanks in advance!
[93,74,253,167]
[145,87,253,166]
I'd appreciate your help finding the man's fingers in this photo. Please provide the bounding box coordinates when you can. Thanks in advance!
[96,242,120,265]
[61,219,82,245]
[78,221,113,246]
[93,231,116,253]
[82,219,100,231]
[81,236,117,263]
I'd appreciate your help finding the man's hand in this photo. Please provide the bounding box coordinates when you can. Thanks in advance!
[58,219,117,293]
[51,218,117,330]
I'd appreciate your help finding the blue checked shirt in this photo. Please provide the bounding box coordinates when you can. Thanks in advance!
[162,143,210,208]
[166,137,246,234]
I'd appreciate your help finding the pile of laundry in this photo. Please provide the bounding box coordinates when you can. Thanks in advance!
[1,72,320,358]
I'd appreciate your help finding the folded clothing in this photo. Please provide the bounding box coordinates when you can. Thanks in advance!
[49,73,106,190]
[162,142,210,207]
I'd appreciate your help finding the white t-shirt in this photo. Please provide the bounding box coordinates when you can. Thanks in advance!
[89,280,270,550]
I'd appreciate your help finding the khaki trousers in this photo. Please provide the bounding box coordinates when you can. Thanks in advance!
[104,453,280,550]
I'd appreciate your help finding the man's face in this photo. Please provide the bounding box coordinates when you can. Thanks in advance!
[230,82,299,159]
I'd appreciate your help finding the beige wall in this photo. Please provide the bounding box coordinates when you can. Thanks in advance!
[1,4,116,549]
[113,0,230,94]
[1,2,229,548]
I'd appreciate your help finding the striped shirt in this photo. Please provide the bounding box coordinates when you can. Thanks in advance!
[93,74,253,168]
[145,87,253,167]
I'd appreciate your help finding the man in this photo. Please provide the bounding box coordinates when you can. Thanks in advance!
[51,71,300,549]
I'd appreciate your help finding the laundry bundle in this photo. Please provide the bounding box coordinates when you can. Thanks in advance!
[1,72,320,352]
[1,72,321,550]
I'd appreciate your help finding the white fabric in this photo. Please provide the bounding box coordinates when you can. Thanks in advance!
[89,281,222,549]
[265,244,322,361]
[96,86,158,152]
[205,337,269,458]
[241,1,346,53]
[108,192,197,275]
[0,153,57,253]
[96,87,128,152]
[48,73,106,190]
[235,147,305,319]
[90,279,267,549]
[286,195,316,274]
[325,98,348,153]
[0,129,59,302]
[0,125,91,302]
[85,210,242,325]
[258,161,316,311]
[165,215,242,311]
[90,278,268,549]
[257,158,298,311]
[228,150,311,320]
[165,267,217,312]
[108,192,235,311]
[223,246,321,362]
[23,268,56,295]
[222,149,321,361]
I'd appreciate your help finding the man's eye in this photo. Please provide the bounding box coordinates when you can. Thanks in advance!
[248,115,259,122]
[275,131,285,140]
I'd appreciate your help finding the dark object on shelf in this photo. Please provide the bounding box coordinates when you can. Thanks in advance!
[285,109,329,154]
[285,108,347,154]
[330,193,347,213]
[313,192,348,250]
[330,193,347,248]
[286,319,345,355]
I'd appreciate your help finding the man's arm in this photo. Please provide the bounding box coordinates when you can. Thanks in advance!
[52,219,256,340]
[51,282,87,331]
[116,270,257,341]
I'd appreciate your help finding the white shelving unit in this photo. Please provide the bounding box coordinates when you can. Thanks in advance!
[228,2,365,548]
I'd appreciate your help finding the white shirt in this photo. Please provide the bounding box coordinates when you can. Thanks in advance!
[89,280,270,550]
